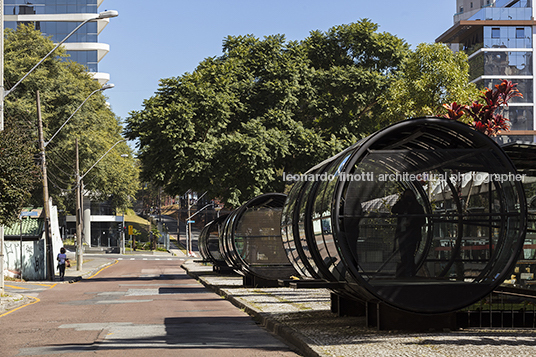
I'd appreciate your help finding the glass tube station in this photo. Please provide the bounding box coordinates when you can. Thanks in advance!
[281,117,527,313]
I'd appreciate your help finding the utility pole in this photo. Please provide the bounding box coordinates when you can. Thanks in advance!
[37,91,55,281]
[1,0,6,294]
[75,138,83,270]
[187,193,191,254]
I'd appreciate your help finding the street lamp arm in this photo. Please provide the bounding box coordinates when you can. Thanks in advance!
[45,83,113,147]
[3,10,118,98]
[187,203,214,220]
[191,191,208,206]
[5,18,94,98]
[80,139,126,180]
[45,88,100,147]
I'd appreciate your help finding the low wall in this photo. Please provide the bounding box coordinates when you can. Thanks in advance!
[3,240,46,281]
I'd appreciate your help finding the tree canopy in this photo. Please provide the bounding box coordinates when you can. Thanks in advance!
[126,20,476,207]
[381,43,480,123]
[0,24,138,224]
[0,122,39,226]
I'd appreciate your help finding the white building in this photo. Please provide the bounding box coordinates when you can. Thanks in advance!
[4,0,112,84]
[437,0,536,144]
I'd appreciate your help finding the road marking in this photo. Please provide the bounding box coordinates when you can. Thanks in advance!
[32,283,56,288]
[5,282,55,289]
[95,300,153,304]
[0,295,39,318]
[4,284,26,290]
[87,260,119,280]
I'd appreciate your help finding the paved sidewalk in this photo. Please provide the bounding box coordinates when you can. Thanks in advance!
[182,259,536,357]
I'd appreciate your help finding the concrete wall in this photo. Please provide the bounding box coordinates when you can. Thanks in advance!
[3,240,46,281]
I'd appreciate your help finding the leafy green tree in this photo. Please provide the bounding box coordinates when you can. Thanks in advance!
[2,24,138,215]
[126,20,410,207]
[381,43,480,123]
[0,123,39,226]
[303,20,410,140]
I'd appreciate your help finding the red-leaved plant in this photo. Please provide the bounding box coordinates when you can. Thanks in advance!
[443,79,522,136]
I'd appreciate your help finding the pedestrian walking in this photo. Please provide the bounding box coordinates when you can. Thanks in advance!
[57,247,68,281]
[392,189,425,278]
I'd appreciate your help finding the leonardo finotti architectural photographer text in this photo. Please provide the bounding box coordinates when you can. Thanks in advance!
[282,171,525,183]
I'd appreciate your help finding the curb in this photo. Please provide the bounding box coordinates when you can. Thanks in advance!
[182,263,321,357]
[0,293,30,315]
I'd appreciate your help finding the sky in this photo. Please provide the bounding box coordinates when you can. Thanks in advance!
[98,0,456,128]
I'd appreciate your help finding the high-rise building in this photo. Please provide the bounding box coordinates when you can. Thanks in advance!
[437,0,535,144]
[4,0,112,84]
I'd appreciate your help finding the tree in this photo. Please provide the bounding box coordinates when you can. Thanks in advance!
[126,20,410,206]
[2,24,138,215]
[0,124,39,226]
[381,43,480,123]
[303,20,410,139]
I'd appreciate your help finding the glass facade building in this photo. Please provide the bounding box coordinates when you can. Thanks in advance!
[4,0,112,83]
[438,0,536,144]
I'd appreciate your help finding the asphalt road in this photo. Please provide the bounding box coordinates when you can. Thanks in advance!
[0,259,300,357]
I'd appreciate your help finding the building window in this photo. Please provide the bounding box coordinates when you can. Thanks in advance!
[492,28,500,38]
[516,28,525,38]
[471,2,474,8]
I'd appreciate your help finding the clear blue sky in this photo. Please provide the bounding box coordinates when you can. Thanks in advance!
[99,0,456,125]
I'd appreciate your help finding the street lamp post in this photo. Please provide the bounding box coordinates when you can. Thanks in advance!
[186,191,207,256]
[75,138,126,270]
[186,202,213,256]
[0,0,5,293]
[0,5,118,288]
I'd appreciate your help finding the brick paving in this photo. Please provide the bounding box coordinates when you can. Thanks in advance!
[182,259,536,357]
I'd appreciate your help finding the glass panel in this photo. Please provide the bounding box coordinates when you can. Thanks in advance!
[281,180,311,276]
[474,78,532,103]
[207,225,223,261]
[311,153,353,279]
[297,179,320,275]
[342,146,523,286]
[470,52,533,82]
[484,26,532,49]
[234,208,288,266]
[470,8,532,21]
